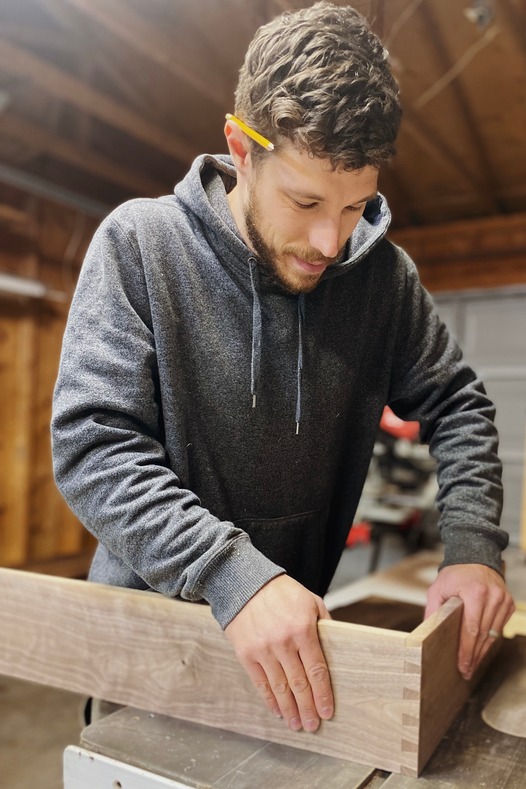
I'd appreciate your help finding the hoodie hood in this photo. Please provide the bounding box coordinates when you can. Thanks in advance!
[173,153,392,282]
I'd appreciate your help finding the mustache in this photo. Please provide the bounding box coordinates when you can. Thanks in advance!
[283,247,343,266]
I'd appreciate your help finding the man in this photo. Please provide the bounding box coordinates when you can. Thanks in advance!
[52,2,514,736]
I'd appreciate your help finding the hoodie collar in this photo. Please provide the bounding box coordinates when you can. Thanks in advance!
[174,153,392,283]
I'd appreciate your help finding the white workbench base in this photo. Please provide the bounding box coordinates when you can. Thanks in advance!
[64,746,191,789]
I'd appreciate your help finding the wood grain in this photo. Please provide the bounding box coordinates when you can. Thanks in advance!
[0,292,35,565]
[405,597,499,774]
[0,567,469,775]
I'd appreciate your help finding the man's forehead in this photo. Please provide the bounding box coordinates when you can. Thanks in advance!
[267,144,378,200]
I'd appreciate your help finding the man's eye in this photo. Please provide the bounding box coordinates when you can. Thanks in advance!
[346,204,364,213]
[294,201,317,209]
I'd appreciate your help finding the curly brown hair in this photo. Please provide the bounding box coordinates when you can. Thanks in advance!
[234,2,402,170]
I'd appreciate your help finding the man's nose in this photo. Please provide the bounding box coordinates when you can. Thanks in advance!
[308,219,343,259]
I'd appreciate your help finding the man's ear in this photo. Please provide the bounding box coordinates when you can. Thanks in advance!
[224,119,252,176]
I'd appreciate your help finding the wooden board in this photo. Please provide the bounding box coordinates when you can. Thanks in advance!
[0,568,486,776]
[383,638,526,788]
[76,639,526,789]
[405,596,482,774]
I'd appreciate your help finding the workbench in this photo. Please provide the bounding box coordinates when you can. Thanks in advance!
[64,635,526,788]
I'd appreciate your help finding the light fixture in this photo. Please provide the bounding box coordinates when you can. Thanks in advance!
[464,0,494,29]
[0,272,66,302]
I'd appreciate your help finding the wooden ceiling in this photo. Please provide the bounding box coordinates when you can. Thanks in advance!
[0,0,525,230]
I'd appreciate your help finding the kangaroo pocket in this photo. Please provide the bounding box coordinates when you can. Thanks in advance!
[235,510,324,593]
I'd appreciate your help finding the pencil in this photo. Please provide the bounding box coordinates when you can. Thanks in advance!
[225,114,274,152]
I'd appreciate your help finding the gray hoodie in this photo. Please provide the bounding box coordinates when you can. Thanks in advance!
[51,154,508,628]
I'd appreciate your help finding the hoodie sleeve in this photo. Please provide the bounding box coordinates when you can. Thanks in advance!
[51,212,284,628]
[386,247,508,574]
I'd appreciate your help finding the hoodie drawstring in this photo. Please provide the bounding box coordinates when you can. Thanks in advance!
[248,258,262,410]
[295,294,305,435]
[248,258,305,435]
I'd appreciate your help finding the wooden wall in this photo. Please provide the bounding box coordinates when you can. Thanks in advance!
[1,195,526,578]
[390,212,526,293]
[0,189,97,577]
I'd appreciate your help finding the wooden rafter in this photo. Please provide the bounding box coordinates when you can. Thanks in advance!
[0,114,165,197]
[498,0,526,58]
[390,210,526,262]
[0,40,197,165]
[380,164,423,227]
[36,0,198,118]
[0,203,33,226]
[60,0,227,108]
[418,3,501,212]
[401,107,496,207]
[369,0,386,38]
[270,0,295,13]
[0,22,78,57]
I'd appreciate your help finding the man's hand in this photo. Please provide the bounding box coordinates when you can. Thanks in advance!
[424,563,515,680]
[224,575,334,733]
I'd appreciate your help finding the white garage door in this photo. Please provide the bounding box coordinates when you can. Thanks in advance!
[434,289,526,546]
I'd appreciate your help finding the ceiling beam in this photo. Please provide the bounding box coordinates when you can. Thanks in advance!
[60,0,227,108]
[417,3,501,212]
[401,107,496,209]
[0,39,197,165]
[34,0,155,116]
[498,0,526,59]
[368,0,386,39]
[0,203,32,226]
[0,162,110,216]
[380,164,423,226]
[0,114,165,197]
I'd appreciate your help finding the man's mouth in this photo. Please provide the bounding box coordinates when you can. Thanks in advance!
[290,255,329,274]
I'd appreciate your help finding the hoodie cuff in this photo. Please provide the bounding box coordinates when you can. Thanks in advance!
[439,523,509,576]
[195,534,286,629]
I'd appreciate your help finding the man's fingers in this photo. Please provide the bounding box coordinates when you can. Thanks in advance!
[299,640,334,722]
[240,646,332,732]
[278,653,322,731]
[245,663,282,719]
[459,592,515,679]
[471,595,516,669]
[224,577,335,730]
[457,614,481,678]
[245,655,308,731]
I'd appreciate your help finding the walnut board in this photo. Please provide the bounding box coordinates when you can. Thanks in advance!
[0,568,490,776]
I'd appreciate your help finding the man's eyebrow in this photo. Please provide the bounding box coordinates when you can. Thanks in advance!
[288,189,379,204]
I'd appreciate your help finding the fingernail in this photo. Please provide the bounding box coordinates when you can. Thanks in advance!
[273,708,282,718]
[304,718,320,732]
[289,717,302,731]
[321,706,333,718]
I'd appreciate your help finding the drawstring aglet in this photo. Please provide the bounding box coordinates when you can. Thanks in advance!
[296,422,300,435]
[252,394,257,408]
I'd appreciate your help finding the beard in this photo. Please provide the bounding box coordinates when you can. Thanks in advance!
[244,184,342,295]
